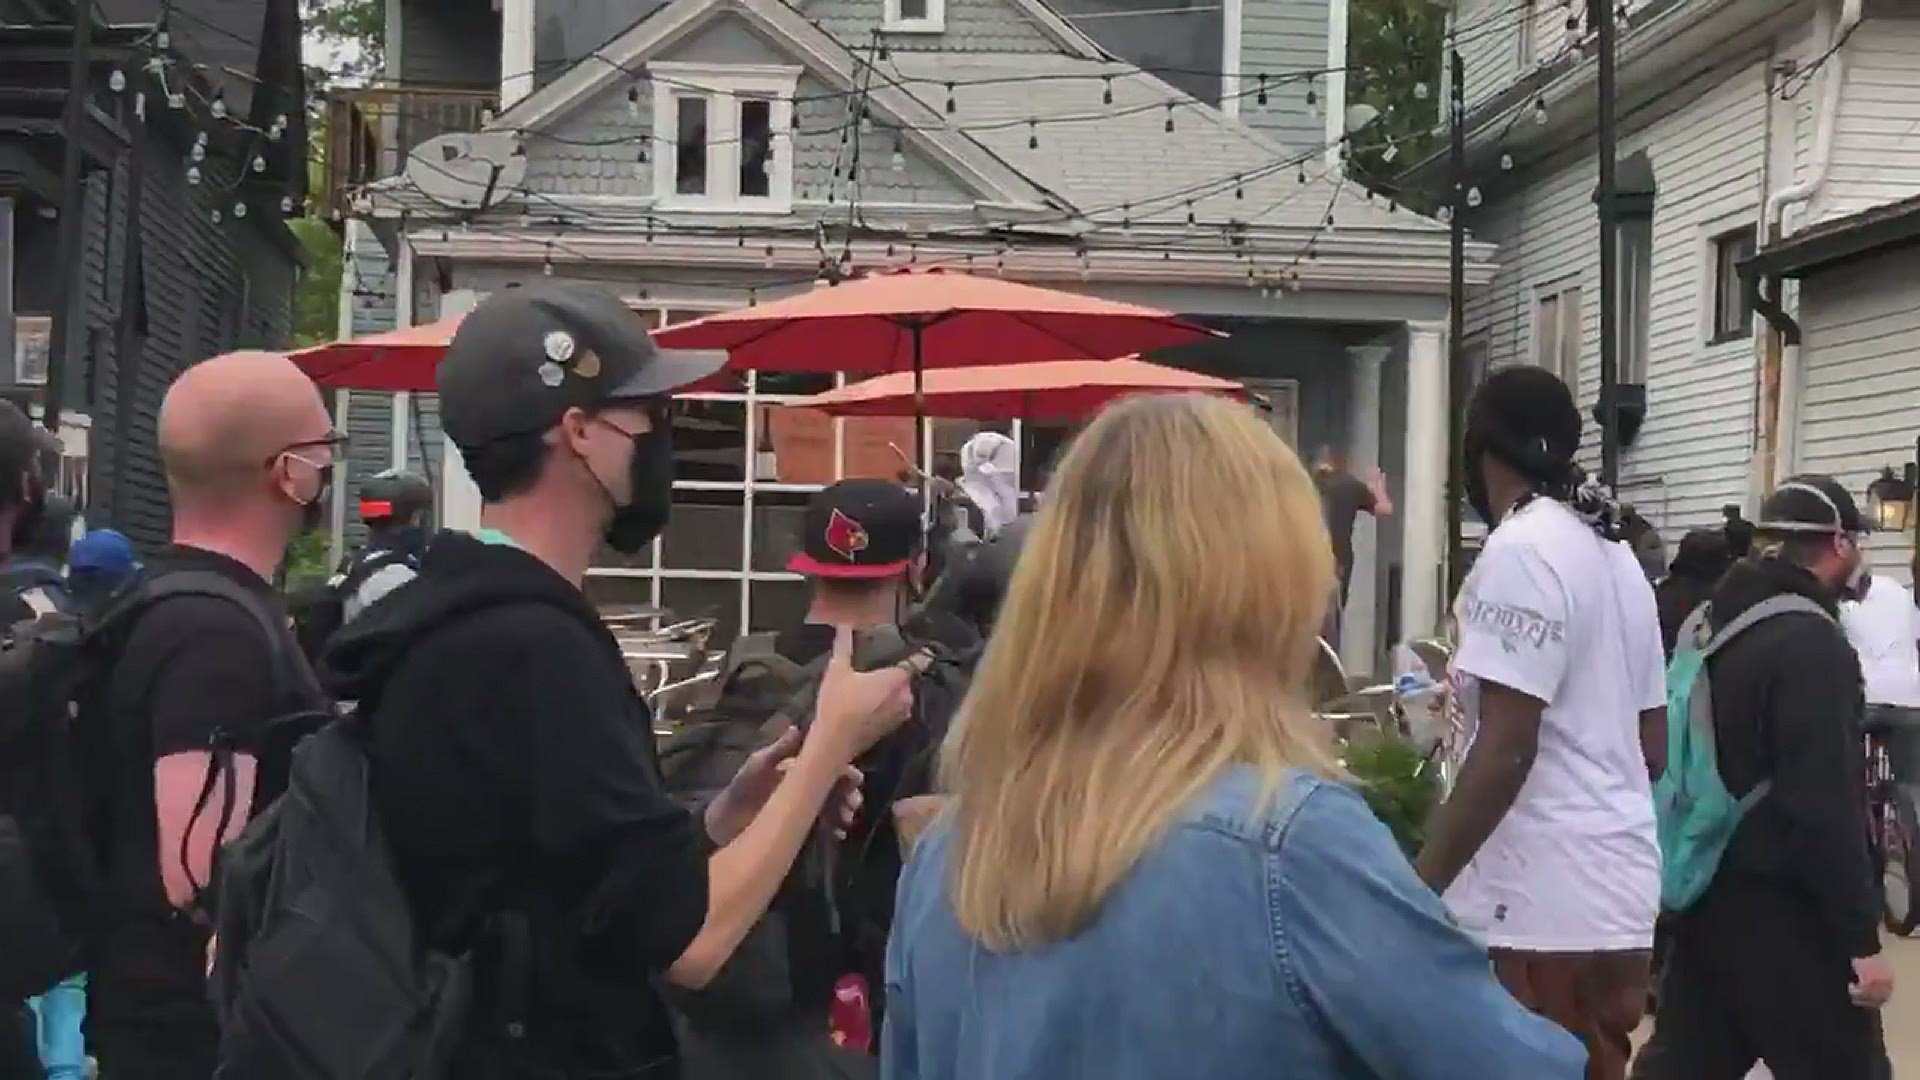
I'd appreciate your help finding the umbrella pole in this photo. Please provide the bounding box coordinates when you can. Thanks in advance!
[913,327,930,541]
[912,328,927,474]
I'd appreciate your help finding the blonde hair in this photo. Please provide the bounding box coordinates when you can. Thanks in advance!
[941,393,1340,952]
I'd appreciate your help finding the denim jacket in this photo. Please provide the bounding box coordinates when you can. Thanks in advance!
[883,768,1586,1080]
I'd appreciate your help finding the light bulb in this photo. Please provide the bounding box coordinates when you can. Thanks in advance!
[186,165,201,185]
[156,29,170,49]
[1437,205,1452,223]
[233,201,247,218]
[1500,152,1514,171]
[190,143,205,162]
[210,208,222,223]
[1533,97,1549,125]
[280,195,295,213]
[167,91,184,109]
[1414,82,1429,100]
[211,94,227,119]
[1466,186,1483,207]
[109,70,127,92]
[252,155,266,172]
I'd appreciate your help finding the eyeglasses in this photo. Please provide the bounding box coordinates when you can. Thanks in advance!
[265,432,347,469]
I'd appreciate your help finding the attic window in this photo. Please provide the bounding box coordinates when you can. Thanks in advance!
[885,0,944,33]
[650,63,801,212]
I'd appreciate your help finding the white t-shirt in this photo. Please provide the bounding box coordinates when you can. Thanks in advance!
[1443,498,1664,952]
[1841,575,1920,708]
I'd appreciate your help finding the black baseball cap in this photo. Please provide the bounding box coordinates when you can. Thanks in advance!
[438,281,727,448]
[1757,474,1865,536]
[789,479,921,579]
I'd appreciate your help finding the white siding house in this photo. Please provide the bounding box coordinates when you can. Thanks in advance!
[1435,0,1920,569]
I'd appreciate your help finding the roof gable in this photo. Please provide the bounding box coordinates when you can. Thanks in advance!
[885,50,1444,236]
[493,0,1066,208]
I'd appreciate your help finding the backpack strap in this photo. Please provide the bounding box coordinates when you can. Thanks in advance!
[110,570,318,909]
[1697,593,1833,661]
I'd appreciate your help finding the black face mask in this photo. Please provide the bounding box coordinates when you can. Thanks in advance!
[602,425,675,555]
[301,466,333,535]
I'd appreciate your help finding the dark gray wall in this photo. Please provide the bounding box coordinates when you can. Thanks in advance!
[1048,0,1223,107]
[79,132,299,550]
[401,0,504,86]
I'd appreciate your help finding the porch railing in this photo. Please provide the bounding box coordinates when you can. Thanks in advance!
[320,84,499,222]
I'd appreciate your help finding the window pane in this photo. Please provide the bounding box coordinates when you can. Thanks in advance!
[582,573,659,613]
[1712,230,1756,340]
[662,491,746,572]
[672,399,747,484]
[740,98,773,198]
[749,579,811,636]
[1620,221,1653,383]
[1535,294,1559,368]
[1559,287,1582,387]
[661,578,742,651]
[591,535,658,573]
[675,96,709,196]
[752,491,812,573]
[755,371,836,396]
[898,0,928,19]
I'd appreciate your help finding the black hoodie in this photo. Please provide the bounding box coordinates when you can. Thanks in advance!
[324,531,709,1075]
[1703,556,1879,960]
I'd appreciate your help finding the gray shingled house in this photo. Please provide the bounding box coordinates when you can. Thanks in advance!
[1,0,307,548]
[327,0,1490,672]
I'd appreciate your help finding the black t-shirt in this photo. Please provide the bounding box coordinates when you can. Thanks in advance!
[92,546,323,1056]
[1315,469,1378,584]
[352,536,707,1075]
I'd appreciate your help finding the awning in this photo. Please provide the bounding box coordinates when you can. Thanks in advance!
[1741,193,1920,281]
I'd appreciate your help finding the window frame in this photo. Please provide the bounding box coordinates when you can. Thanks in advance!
[648,63,800,214]
[12,313,50,385]
[586,299,1046,640]
[883,0,946,34]
[1708,225,1757,345]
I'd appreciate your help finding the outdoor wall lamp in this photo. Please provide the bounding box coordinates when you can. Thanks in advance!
[1865,449,1920,535]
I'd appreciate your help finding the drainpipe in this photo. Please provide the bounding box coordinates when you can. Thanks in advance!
[1755,0,1859,489]
[1765,0,1859,237]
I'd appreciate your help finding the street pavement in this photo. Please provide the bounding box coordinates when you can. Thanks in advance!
[1633,931,1920,1076]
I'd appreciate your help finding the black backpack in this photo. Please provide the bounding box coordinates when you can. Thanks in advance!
[657,625,975,1041]
[207,710,494,1080]
[291,547,418,663]
[0,570,308,1001]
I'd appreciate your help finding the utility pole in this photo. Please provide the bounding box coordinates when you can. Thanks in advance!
[1591,0,1621,489]
[44,0,95,438]
[1445,47,1467,600]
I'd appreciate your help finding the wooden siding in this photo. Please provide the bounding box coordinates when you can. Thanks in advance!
[1795,245,1920,580]
[1462,57,1771,540]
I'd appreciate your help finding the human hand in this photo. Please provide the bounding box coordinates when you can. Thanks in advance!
[704,727,865,847]
[809,627,924,762]
[1851,954,1895,1008]
[892,795,948,853]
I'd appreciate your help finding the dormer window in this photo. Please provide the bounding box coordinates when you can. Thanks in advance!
[650,63,800,212]
[884,0,944,34]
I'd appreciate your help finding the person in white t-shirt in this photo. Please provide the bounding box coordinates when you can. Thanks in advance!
[1415,366,1664,1080]
[1842,571,1920,712]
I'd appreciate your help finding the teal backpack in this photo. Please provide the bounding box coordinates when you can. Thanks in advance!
[1655,593,1832,911]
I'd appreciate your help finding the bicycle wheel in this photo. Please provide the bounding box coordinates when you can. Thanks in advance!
[1881,787,1920,937]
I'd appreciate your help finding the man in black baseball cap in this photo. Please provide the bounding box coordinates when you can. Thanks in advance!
[321,281,919,1076]
[1637,472,1893,1078]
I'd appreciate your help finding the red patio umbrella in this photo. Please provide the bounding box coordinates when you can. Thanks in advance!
[287,313,466,391]
[795,358,1249,423]
[653,267,1218,465]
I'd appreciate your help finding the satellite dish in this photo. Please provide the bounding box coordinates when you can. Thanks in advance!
[403,131,527,211]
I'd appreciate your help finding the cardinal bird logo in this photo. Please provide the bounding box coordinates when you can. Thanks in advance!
[824,508,870,560]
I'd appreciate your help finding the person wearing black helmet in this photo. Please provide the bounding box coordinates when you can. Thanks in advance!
[1634,475,1893,1080]
[319,281,919,1077]
[338,469,434,621]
